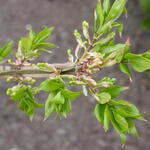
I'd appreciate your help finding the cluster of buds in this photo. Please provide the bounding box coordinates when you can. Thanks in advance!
[6,84,26,98]
[78,52,103,74]
[7,58,35,84]
[6,76,36,84]
[8,58,31,70]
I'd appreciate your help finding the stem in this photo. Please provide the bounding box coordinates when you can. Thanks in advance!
[78,39,95,63]
[0,62,75,79]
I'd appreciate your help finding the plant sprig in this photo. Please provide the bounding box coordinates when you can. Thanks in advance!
[0,0,149,145]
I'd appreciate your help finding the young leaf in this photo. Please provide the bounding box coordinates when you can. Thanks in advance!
[0,41,13,61]
[117,104,144,120]
[119,63,132,80]
[126,118,139,137]
[51,91,65,104]
[39,78,65,92]
[111,114,127,144]
[95,0,104,32]
[19,98,35,121]
[61,89,82,101]
[142,50,150,59]
[33,27,54,44]
[45,103,56,121]
[44,92,57,120]
[103,0,110,14]
[112,22,124,37]
[24,88,44,108]
[32,43,57,50]
[94,32,116,46]
[60,99,72,118]
[98,92,111,104]
[97,20,112,35]
[94,104,106,125]
[104,104,111,132]
[101,85,128,99]
[21,37,32,53]
[125,53,150,72]
[113,107,142,119]
[101,44,126,54]
[8,85,43,121]
[110,99,131,106]
[105,0,127,22]
[113,111,128,132]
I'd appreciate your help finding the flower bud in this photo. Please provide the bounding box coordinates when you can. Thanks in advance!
[82,20,90,40]
[74,30,81,39]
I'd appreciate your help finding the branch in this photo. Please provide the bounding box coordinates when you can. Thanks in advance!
[0,62,75,79]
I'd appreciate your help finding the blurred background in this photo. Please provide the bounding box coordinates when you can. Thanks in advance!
[0,0,150,150]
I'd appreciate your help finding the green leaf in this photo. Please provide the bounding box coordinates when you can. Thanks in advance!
[24,88,43,108]
[27,107,35,122]
[39,78,65,92]
[0,41,13,61]
[44,92,57,120]
[101,85,128,99]
[126,118,139,137]
[105,0,127,22]
[142,50,150,59]
[119,63,132,80]
[125,53,150,72]
[33,27,54,44]
[94,32,115,46]
[95,0,104,32]
[101,44,125,54]
[45,103,56,121]
[61,89,82,101]
[123,7,128,17]
[113,107,142,119]
[116,104,144,120]
[94,104,106,125]
[19,98,35,121]
[98,92,111,104]
[111,99,145,120]
[111,115,127,144]
[51,91,65,104]
[21,37,32,53]
[8,85,43,121]
[112,22,124,37]
[103,0,110,14]
[60,99,72,118]
[44,91,73,120]
[32,43,57,50]
[110,99,131,107]
[113,111,128,132]
[97,21,112,35]
[104,104,111,132]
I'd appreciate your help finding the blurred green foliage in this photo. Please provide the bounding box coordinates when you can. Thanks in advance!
[140,0,150,30]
